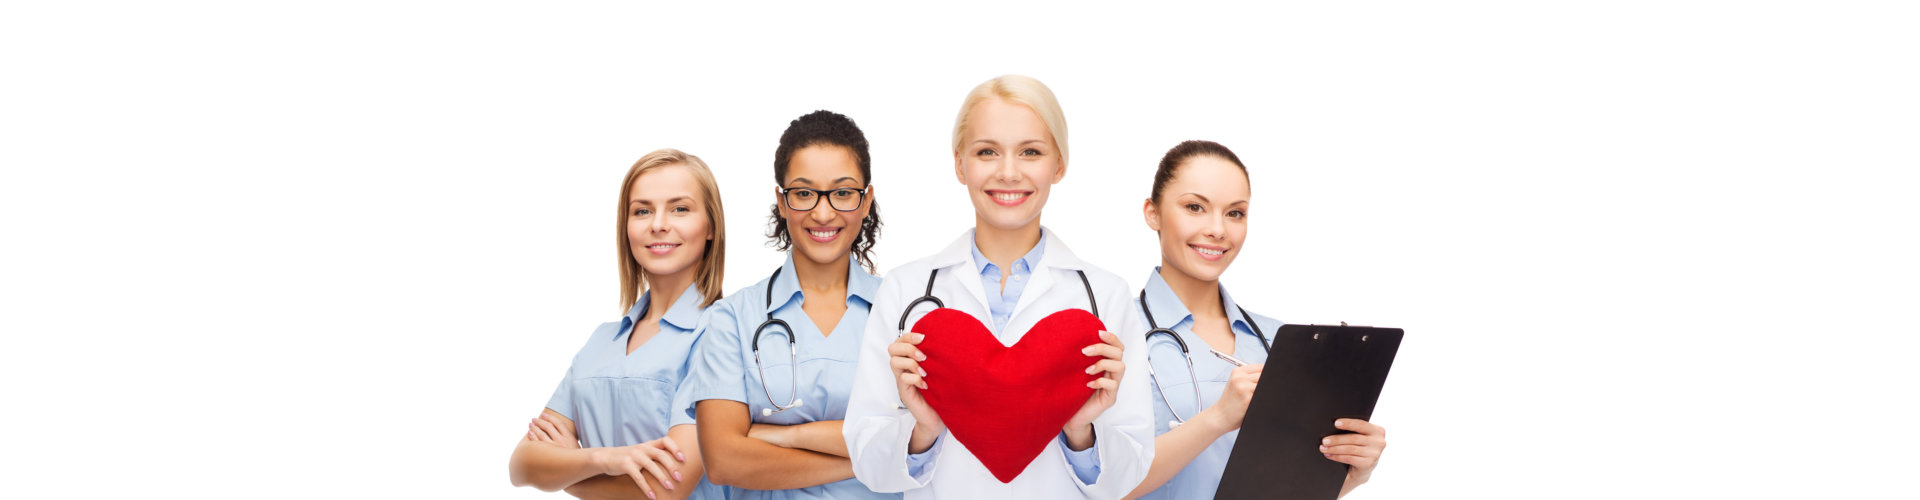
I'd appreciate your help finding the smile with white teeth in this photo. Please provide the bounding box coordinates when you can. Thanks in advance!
[1192,245,1226,256]
[992,192,1027,201]
[646,243,679,254]
[809,228,840,238]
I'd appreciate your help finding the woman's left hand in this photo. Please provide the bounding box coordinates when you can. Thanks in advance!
[1063,330,1125,448]
[1322,418,1386,485]
[528,411,579,449]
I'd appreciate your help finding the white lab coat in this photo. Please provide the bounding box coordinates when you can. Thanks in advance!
[842,227,1154,499]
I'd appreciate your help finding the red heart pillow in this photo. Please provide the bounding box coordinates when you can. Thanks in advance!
[912,307,1105,483]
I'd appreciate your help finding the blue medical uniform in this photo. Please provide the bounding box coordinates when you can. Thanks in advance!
[1134,268,1282,500]
[546,284,727,499]
[684,254,898,500]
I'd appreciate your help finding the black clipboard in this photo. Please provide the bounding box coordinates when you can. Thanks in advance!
[1214,324,1403,500]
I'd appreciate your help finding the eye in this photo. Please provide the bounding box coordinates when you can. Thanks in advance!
[832,188,859,200]
[1228,209,1246,219]
[792,189,817,200]
[673,205,692,214]
[975,148,998,157]
[1184,203,1203,214]
[633,208,651,216]
[1021,148,1042,157]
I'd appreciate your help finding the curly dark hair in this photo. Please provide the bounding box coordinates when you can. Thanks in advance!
[768,110,882,272]
[1151,140,1249,203]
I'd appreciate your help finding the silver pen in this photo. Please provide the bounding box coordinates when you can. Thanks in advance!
[1209,348,1246,367]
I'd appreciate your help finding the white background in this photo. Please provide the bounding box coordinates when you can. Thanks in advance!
[3,1,1916,498]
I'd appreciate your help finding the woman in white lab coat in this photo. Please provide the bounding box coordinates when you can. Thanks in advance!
[1120,141,1388,499]
[841,75,1153,499]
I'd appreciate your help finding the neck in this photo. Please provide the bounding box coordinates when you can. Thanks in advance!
[1157,264,1224,320]
[644,269,697,321]
[792,251,850,294]
[973,219,1043,270]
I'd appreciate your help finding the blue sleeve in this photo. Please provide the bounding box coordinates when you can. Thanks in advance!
[905,433,944,478]
[1060,432,1101,485]
[684,298,749,421]
[543,363,577,420]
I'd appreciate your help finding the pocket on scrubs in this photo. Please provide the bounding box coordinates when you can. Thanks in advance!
[608,376,676,446]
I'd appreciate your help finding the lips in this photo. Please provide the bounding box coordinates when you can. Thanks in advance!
[986,189,1031,207]
[805,227,842,243]
[645,243,680,255]
[1190,244,1228,261]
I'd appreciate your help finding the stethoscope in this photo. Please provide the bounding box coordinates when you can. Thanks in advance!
[1140,289,1268,428]
[894,268,1100,337]
[751,267,804,417]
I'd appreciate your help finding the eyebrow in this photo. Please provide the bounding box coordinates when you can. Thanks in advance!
[788,176,861,186]
[1182,193,1212,204]
[630,196,694,205]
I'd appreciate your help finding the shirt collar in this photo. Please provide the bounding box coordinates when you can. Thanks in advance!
[970,231,1046,276]
[1142,266,1260,338]
[618,284,706,338]
[767,252,884,311]
[933,226,1085,272]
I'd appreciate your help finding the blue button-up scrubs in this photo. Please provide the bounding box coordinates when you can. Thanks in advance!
[684,254,898,500]
[1134,267,1282,500]
[546,284,727,499]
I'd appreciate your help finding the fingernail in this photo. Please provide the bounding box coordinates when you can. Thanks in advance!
[914,333,924,342]
[677,452,686,461]
[1322,437,1331,445]
[1320,445,1329,451]
[918,368,927,377]
[673,471,683,481]
[1334,419,1346,428]
[915,352,925,361]
[1081,347,1093,355]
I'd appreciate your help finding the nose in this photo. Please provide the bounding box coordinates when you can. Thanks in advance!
[992,156,1020,184]
[808,196,838,223]
[650,211,672,233]
[1204,213,1227,239]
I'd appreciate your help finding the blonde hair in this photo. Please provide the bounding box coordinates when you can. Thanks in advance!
[616,148,726,313]
[951,75,1070,163]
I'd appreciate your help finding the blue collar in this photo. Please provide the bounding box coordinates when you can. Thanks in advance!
[1141,266,1258,337]
[970,231,1047,276]
[766,252,882,313]
[619,284,706,338]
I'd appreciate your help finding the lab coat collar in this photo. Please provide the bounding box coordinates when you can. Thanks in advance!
[927,226,1091,322]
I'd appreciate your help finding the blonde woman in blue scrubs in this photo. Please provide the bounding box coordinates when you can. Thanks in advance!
[843,75,1153,498]
[1121,141,1388,499]
[510,148,728,500]
[683,110,897,500]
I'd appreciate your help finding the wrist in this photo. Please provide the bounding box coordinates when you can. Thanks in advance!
[1196,407,1235,437]
[1062,423,1095,450]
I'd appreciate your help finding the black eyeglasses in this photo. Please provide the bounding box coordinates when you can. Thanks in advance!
[780,186,869,212]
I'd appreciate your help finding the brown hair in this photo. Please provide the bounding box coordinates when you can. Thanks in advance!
[616,148,726,313]
[1150,140,1248,203]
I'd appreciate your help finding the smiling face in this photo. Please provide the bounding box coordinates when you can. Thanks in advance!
[779,144,872,268]
[1145,155,1250,283]
[953,97,1066,232]
[626,164,712,282]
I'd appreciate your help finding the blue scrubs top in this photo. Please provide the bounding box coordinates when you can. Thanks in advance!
[684,254,897,500]
[546,284,726,499]
[1134,267,1282,500]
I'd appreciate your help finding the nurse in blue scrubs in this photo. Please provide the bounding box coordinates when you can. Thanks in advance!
[510,148,730,500]
[685,110,896,500]
[1121,141,1389,500]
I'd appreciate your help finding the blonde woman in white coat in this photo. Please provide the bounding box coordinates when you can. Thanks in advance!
[842,75,1153,499]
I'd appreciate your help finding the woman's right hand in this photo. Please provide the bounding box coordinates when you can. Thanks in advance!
[588,437,687,499]
[1204,363,1264,431]
[888,331,945,446]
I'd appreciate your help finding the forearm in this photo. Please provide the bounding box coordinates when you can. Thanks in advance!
[1338,470,1369,498]
[1122,410,1231,500]
[706,432,854,489]
[509,439,600,491]
[767,420,850,457]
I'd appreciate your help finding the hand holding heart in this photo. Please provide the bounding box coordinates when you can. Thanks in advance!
[888,331,945,453]
[1062,329,1125,449]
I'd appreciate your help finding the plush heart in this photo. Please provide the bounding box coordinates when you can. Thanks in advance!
[912,307,1105,483]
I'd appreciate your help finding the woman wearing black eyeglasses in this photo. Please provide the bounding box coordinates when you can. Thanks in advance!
[682,110,900,500]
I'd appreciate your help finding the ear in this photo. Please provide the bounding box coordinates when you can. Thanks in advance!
[862,185,878,219]
[1142,198,1161,231]
[953,152,966,184]
[1051,158,1068,184]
